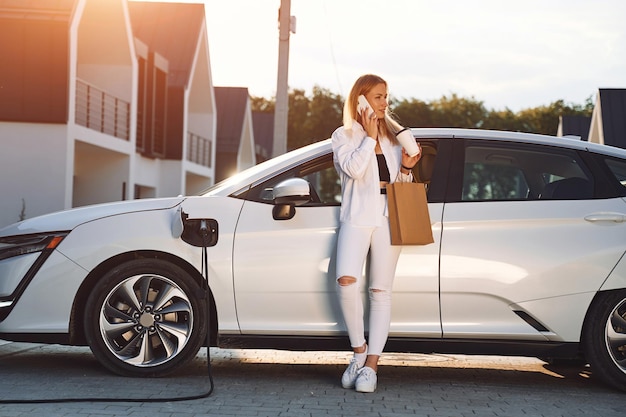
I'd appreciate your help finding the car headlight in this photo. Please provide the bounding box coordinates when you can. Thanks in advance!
[0,233,68,311]
[0,233,66,260]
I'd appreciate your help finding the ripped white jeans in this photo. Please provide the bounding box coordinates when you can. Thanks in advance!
[336,204,402,356]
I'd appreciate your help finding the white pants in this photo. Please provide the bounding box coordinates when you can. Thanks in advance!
[335,197,402,356]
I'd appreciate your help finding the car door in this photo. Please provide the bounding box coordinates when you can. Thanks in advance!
[232,155,343,335]
[232,148,442,338]
[439,139,626,342]
[389,140,445,338]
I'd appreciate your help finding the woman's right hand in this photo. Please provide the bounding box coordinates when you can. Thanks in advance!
[360,108,378,140]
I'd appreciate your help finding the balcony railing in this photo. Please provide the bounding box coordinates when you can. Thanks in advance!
[75,80,130,140]
[187,132,211,167]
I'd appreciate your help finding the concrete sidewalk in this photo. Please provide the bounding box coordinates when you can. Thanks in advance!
[1,341,624,416]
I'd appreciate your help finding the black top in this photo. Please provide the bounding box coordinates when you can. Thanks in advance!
[376,153,390,182]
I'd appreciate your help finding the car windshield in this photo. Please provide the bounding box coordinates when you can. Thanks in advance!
[197,140,330,197]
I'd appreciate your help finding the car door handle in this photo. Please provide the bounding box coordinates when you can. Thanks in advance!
[584,212,626,223]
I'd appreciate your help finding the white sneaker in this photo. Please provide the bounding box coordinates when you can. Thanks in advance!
[355,366,377,393]
[341,357,363,389]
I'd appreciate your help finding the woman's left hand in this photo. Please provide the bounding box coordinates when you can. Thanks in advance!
[401,143,422,169]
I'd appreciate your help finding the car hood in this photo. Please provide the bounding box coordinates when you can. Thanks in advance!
[0,197,186,237]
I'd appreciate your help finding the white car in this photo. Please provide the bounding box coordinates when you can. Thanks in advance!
[1,128,626,391]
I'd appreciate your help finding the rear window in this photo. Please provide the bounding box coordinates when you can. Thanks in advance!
[462,143,593,201]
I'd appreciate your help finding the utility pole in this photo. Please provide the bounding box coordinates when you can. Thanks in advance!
[273,0,295,157]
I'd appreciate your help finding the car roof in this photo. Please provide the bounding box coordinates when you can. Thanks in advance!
[205,128,626,197]
[409,128,626,157]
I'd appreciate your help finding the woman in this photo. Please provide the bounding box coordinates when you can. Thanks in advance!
[332,74,421,393]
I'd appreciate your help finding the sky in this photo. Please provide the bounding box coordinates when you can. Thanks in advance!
[169,0,624,111]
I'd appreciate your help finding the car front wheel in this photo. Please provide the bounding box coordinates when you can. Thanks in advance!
[84,259,207,377]
[583,290,626,392]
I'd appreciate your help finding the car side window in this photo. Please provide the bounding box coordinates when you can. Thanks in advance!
[300,161,342,205]
[462,143,594,201]
[604,157,626,194]
[245,154,341,206]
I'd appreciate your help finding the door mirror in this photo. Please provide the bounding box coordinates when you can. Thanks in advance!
[272,178,311,220]
[272,178,311,206]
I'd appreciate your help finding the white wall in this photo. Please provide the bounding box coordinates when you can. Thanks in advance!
[588,93,604,145]
[0,123,69,228]
[76,64,134,102]
[237,103,257,172]
[159,160,184,198]
[134,155,162,189]
[134,156,183,198]
[72,140,130,207]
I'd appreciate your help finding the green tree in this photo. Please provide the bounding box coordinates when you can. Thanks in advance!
[252,88,594,148]
[515,98,594,135]
[483,108,524,132]
[430,94,489,128]
[299,86,343,147]
[392,97,434,127]
[253,87,344,151]
[286,88,312,150]
[250,96,274,112]
[393,94,489,128]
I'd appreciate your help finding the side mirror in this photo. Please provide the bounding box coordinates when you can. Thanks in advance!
[272,204,296,221]
[272,178,311,220]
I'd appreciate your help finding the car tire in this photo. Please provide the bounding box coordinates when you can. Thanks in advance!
[583,289,626,392]
[84,258,207,377]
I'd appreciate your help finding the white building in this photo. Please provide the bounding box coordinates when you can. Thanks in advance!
[0,0,216,228]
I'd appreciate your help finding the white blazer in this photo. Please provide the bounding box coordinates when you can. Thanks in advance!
[332,121,412,227]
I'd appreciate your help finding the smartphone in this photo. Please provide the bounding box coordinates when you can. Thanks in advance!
[357,95,375,117]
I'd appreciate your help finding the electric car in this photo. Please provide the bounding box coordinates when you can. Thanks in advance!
[1,128,626,391]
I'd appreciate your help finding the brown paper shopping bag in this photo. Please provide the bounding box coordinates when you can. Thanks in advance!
[386,182,434,245]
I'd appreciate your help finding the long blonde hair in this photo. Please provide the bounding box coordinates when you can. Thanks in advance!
[343,74,403,143]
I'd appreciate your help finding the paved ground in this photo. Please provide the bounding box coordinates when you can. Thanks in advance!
[1,340,625,416]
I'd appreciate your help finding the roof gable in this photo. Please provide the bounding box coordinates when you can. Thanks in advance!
[598,89,626,148]
[0,0,74,122]
[0,0,75,16]
[128,1,204,88]
[215,86,249,152]
[558,115,591,141]
[252,111,274,161]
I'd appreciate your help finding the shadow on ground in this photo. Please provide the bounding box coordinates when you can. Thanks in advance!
[0,342,618,403]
